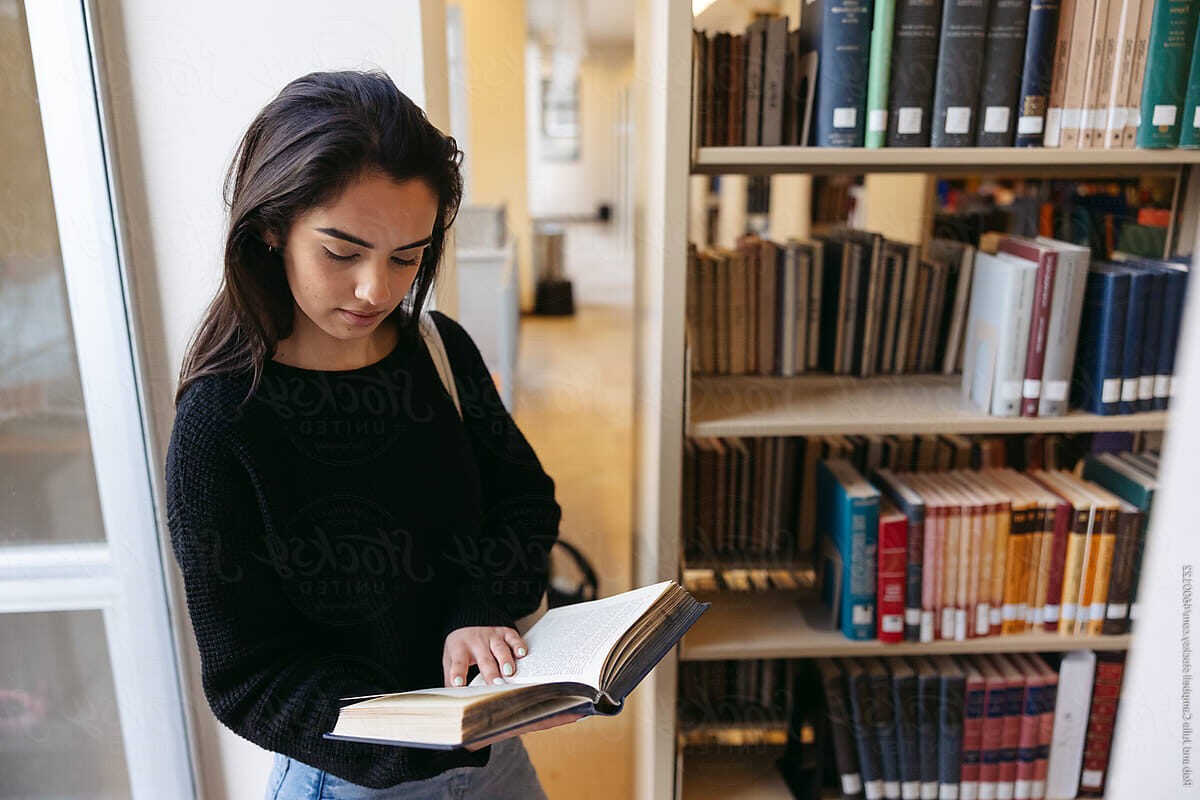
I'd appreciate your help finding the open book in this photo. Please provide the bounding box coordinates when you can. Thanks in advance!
[322,580,709,749]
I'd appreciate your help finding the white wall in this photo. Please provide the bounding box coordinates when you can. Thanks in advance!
[525,42,633,219]
[91,3,444,798]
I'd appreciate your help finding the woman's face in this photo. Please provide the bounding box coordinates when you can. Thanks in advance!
[271,171,438,346]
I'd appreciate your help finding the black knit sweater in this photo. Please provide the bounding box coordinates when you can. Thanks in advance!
[164,311,561,788]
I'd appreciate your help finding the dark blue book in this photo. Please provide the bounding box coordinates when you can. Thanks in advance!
[865,658,901,799]
[871,468,925,643]
[1119,269,1150,414]
[1072,264,1131,415]
[930,0,990,146]
[1154,263,1189,410]
[1012,0,1061,146]
[809,0,876,146]
[886,0,944,146]
[1138,268,1167,412]
[887,658,921,799]
[932,656,966,798]
[974,0,1030,147]
[816,659,866,800]
[817,459,880,641]
[846,659,884,800]
[913,657,940,800]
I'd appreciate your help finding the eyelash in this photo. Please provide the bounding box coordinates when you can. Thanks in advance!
[322,247,420,267]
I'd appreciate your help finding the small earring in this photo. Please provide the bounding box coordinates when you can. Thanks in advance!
[267,244,277,255]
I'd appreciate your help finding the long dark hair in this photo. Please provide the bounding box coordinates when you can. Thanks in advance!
[175,70,464,408]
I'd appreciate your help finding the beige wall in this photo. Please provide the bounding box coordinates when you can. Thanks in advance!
[450,0,535,310]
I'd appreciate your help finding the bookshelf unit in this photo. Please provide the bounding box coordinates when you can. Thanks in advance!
[631,2,1200,798]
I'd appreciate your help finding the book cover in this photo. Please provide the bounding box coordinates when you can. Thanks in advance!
[998,237,1060,417]
[745,15,767,146]
[817,459,881,640]
[817,658,867,800]
[877,498,909,644]
[887,0,943,146]
[1043,0,1077,146]
[872,468,926,642]
[976,655,1008,800]
[1135,266,1166,411]
[932,655,967,798]
[930,0,991,146]
[1060,0,1099,147]
[976,0,1032,147]
[1071,264,1132,415]
[1101,0,1141,148]
[913,656,941,800]
[1033,237,1092,416]
[1179,16,1200,146]
[1079,0,1112,148]
[1078,652,1125,794]
[958,656,987,800]
[865,0,898,148]
[1136,0,1200,147]
[813,0,876,146]
[847,658,886,800]
[1015,0,1062,146]
[762,15,790,146]
[1118,267,1149,413]
[1153,262,1189,409]
[887,657,921,800]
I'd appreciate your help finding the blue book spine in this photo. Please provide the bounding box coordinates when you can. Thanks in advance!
[1013,0,1061,146]
[1139,270,1167,412]
[1018,682,1043,775]
[815,0,876,146]
[1154,267,1189,410]
[846,496,879,640]
[1000,683,1023,776]
[963,680,986,783]
[894,675,921,789]
[1073,269,1130,415]
[983,686,1006,779]
[1037,682,1056,763]
[874,671,901,791]
[918,673,940,797]
[1120,270,1150,414]
[938,675,966,795]
[849,669,885,795]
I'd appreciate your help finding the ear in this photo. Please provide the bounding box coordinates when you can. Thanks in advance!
[260,229,283,249]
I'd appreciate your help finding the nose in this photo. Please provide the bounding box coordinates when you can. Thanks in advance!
[354,258,391,307]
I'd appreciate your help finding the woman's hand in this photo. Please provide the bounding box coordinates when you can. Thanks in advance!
[443,625,528,688]
[463,711,585,752]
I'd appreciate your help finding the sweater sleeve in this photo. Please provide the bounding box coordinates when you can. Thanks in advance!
[164,383,491,788]
[431,312,563,638]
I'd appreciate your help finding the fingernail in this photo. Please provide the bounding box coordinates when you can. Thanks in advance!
[453,676,464,686]
[517,647,526,657]
[492,677,505,686]
[503,663,514,676]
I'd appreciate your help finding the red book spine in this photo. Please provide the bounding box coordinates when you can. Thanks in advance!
[998,676,1023,796]
[962,671,987,798]
[1042,498,1073,632]
[980,678,1006,800]
[997,239,1057,418]
[1034,666,1056,800]
[1079,657,1126,795]
[878,509,908,643]
[1014,677,1043,800]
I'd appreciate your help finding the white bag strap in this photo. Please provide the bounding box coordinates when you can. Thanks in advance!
[419,312,462,419]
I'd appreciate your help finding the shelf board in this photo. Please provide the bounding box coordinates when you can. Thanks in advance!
[681,592,1132,660]
[680,750,792,800]
[688,373,1169,437]
[691,145,1200,176]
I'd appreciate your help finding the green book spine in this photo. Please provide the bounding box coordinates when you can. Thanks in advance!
[865,0,898,148]
[1136,0,1200,148]
[1179,24,1200,146]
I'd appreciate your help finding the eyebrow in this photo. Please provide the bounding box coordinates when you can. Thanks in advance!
[315,227,432,251]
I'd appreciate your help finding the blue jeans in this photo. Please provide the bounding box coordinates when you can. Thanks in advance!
[264,736,548,800]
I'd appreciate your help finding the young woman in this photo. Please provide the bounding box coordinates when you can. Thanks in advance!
[165,70,580,799]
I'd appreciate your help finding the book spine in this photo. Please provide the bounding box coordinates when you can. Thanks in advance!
[1015,678,1043,799]
[976,0,1033,147]
[1103,0,1140,147]
[1136,0,1200,147]
[923,505,943,643]
[762,17,789,145]
[998,677,1023,798]
[1078,656,1125,793]
[939,674,966,800]
[817,0,875,146]
[1057,509,1090,634]
[1085,509,1118,635]
[1015,0,1063,146]
[1100,507,1138,634]
[777,246,796,377]
[745,19,765,146]
[962,672,987,800]
[879,514,908,644]
[843,495,879,641]
[794,247,810,375]
[1046,652,1096,797]
[1120,270,1149,413]
[906,513,926,642]
[1177,15,1200,147]
[1023,252,1058,416]
[942,504,962,641]
[931,0,991,146]
[874,668,902,798]
[896,673,922,798]
[887,0,944,146]
[919,672,941,799]
[1061,0,1099,147]
[1038,249,1089,417]
[850,668,885,800]
[866,0,898,148]
[1088,0,1123,148]
[1138,270,1165,411]
[729,34,745,145]
[981,678,1006,799]
[1123,0,1156,146]
[1043,0,1077,146]
[1035,667,1058,799]
[1074,271,1130,415]
[1154,267,1188,410]
[1002,506,1029,634]
[990,504,1011,635]
[822,664,867,800]
[1079,0,1111,148]
[1042,500,1072,631]
[991,261,1037,418]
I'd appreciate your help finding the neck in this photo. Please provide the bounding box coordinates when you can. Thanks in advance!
[272,313,398,371]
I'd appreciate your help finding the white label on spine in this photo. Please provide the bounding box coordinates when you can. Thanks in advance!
[1081,769,1104,787]
[1017,602,1028,623]
[955,610,968,641]
[1044,380,1068,401]
[942,608,956,638]
[1194,106,1200,128]
[899,107,923,134]
[883,614,904,633]
[1139,375,1155,399]
[1062,107,1083,128]
[1026,605,1038,625]
[1094,108,1109,128]
[977,605,990,635]
[1062,602,1077,620]
[923,784,940,800]
[946,106,971,134]
[1078,602,1091,624]
[906,608,921,625]
[886,781,902,799]
[1031,779,1045,798]
[1014,779,1031,798]
[921,611,935,642]
[1018,115,1043,134]
[997,784,1014,800]
[1001,380,1022,400]
[1045,109,1063,144]
[1132,106,1142,126]
[1111,108,1128,129]
[980,782,998,800]
[869,109,888,132]
[984,106,1010,133]
[866,778,885,800]
[1102,378,1121,403]
[1023,379,1041,398]
[1107,602,1129,619]
[834,107,857,128]
[962,783,979,800]
[853,604,873,625]
[1044,603,1060,623]
[1091,601,1107,619]
[941,785,960,800]
[903,782,921,800]
[1153,105,1177,126]
[990,607,1002,626]
[1002,603,1018,621]
[843,773,864,795]
[1155,374,1170,397]
[1122,378,1138,402]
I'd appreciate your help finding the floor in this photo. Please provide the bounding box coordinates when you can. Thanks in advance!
[504,222,636,800]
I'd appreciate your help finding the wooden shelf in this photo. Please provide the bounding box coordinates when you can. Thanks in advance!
[680,750,792,800]
[688,373,1169,438]
[681,592,1132,661]
[692,145,1200,176]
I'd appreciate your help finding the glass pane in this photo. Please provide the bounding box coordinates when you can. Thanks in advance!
[0,610,132,799]
[0,0,104,545]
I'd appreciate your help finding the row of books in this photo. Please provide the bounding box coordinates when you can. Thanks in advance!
[818,453,1158,644]
[693,0,1200,149]
[681,430,1154,564]
[962,241,1188,418]
[678,658,795,736]
[775,651,1124,800]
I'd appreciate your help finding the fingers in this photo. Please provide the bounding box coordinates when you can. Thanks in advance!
[489,637,516,679]
[445,644,471,688]
[473,637,504,686]
[504,629,528,658]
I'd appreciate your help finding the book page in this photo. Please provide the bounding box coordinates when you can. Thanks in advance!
[470,581,673,690]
